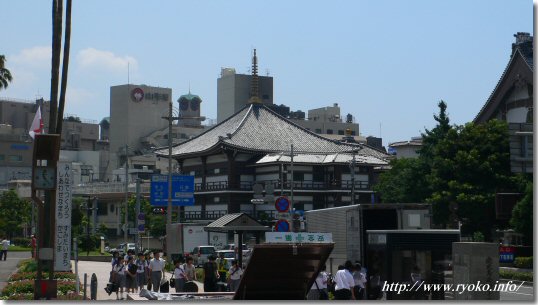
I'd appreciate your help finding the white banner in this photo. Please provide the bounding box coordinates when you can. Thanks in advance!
[265,232,333,243]
[55,162,73,272]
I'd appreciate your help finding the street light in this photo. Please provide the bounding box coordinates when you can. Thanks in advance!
[81,196,97,256]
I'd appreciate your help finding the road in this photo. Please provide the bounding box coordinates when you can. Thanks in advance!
[499,283,534,301]
[0,251,31,292]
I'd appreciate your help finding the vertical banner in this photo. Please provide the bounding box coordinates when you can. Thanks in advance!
[55,162,72,271]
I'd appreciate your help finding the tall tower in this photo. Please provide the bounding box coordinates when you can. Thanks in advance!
[217,50,273,122]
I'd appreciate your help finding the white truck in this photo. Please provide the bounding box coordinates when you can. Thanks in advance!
[167,222,228,257]
[305,203,431,274]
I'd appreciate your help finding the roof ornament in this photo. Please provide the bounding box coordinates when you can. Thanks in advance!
[248,49,262,104]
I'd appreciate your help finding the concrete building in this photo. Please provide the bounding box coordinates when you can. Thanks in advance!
[108,84,171,179]
[217,67,273,123]
[289,103,360,138]
[60,115,100,151]
[387,137,423,158]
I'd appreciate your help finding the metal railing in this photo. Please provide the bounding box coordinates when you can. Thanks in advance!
[72,179,371,195]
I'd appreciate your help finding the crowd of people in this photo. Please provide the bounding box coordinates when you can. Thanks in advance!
[307,261,370,300]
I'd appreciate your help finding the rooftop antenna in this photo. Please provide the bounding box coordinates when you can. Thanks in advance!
[248,49,261,104]
[266,69,270,76]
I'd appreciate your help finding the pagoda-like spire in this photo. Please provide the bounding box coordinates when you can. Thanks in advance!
[248,49,261,104]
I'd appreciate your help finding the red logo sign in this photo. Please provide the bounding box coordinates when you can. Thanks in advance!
[188,229,193,234]
[131,87,144,102]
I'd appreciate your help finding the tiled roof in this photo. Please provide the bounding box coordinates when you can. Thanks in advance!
[474,46,534,123]
[205,213,244,228]
[256,153,388,166]
[156,104,389,160]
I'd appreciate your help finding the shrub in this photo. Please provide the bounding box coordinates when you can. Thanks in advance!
[499,270,533,282]
[10,237,31,247]
[514,257,533,269]
[9,272,76,282]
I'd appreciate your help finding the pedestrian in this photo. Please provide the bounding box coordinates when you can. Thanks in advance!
[149,251,166,292]
[333,261,355,300]
[227,260,243,292]
[307,265,328,300]
[112,257,126,300]
[1,237,9,261]
[352,263,367,300]
[144,251,152,290]
[30,235,37,259]
[125,256,138,294]
[184,256,197,281]
[135,252,148,292]
[202,255,219,292]
[173,259,187,292]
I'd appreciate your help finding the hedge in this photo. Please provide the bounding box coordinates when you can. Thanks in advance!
[8,272,76,282]
[1,279,78,296]
[499,270,533,282]
[514,257,533,269]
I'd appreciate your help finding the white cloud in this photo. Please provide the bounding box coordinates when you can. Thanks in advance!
[10,46,52,68]
[76,48,138,74]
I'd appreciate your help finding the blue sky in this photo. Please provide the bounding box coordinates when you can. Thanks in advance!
[1,0,533,145]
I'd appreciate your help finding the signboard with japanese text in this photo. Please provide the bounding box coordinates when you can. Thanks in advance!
[54,162,72,272]
[150,174,194,206]
[499,246,515,263]
[265,232,333,244]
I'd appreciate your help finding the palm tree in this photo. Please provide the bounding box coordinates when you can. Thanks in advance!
[0,55,13,90]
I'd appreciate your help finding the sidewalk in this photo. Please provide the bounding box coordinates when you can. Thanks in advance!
[0,251,31,292]
[74,259,204,300]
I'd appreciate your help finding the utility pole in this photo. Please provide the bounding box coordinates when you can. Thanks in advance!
[124,145,129,244]
[135,178,141,252]
[290,144,294,213]
[350,149,356,205]
[167,101,172,226]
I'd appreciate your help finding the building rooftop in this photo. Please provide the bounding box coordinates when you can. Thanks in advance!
[156,103,388,159]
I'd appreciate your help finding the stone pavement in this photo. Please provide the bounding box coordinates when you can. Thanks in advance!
[74,259,204,300]
[0,251,31,292]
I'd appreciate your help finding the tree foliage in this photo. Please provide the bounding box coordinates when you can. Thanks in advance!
[0,55,13,90]
[375,101,523,240]
[510,181,533,245]
[0,190,30,238]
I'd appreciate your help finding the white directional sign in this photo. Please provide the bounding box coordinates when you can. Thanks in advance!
[265,232,333,243]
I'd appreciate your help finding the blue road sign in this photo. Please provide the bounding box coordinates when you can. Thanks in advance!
[275,196,290,213]
[275,219,290,232]
[150,174,195,206]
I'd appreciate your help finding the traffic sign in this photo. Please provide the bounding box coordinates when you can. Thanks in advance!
[137,224,145,232]
[275,219,290,232]
[138,213,145,221]
[150,174,195,206]
[251,199,265,205]
[275,196,290,213]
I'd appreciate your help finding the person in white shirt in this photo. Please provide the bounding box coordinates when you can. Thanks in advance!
[149,252,166,292]
[227,260,243,292]
[333,261,355,300]
[112,257,126,300]
[353,262,367,300]
[1,238,9,261]
[307,265,328,300]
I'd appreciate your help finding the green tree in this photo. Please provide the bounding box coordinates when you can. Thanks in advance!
[374,158,430,203]
[149,216,167,238]
[510,181,533,245]
[0,190,30,238]
[0,55,13,90]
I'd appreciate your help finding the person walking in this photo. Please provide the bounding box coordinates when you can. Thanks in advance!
[307,265,328,300]
[125,256,138,294]
[173,259,187,292]
[112,257,126,300]
[202,255,219,292]
[333,261,355,300]
[30,235,37,259]
[149,252,166,292]
[227,260,243,292]
[184,256,197,282]
[353,263,367,300]
[1,237,9,261]
[135,252,148,292]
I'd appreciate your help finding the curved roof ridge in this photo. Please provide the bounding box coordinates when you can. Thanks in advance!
[228,103,254,138]
[474,48,533,123]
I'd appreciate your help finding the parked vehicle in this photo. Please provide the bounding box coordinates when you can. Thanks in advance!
[166,223,227,257]
[117,243,136,255]
[191,245,216,267]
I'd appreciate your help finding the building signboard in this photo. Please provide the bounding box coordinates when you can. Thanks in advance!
[265,232,333,243]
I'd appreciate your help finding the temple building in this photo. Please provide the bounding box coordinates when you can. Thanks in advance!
[156,50,390,222]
